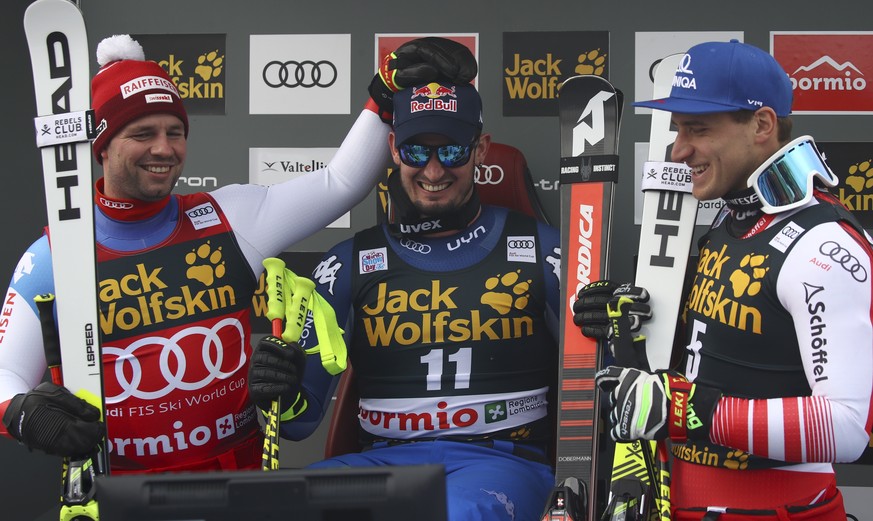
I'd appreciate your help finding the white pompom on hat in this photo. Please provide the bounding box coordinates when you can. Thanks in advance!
[91,34,188,163]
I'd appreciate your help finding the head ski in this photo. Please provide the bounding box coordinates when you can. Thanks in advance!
[24,0,107,519]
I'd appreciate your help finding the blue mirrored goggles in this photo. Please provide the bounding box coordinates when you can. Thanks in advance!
[397,142,475,168]
[748,135,838,214]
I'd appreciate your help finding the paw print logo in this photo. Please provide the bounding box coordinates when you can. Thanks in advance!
[194,50,224,81]
[845,159,873,193]
[723,450,749,470]
[185,242,225,286]
[729,253,769,298]
[575,49,607,76]
[510,426,532,441]
[481,270,530,315]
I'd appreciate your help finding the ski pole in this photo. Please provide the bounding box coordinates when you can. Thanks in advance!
[260,257,317,470]
[261,257,287,470]
[34,294,101,521]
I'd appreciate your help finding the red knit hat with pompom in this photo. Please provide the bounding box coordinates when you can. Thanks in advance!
[91,35,188,163]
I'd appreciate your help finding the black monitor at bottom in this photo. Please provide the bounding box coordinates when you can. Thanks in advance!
[95,464,447,521]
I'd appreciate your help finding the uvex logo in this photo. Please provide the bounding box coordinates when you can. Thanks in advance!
[400,220,443,234]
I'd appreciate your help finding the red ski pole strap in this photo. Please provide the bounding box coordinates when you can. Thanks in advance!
[663,373,693,443]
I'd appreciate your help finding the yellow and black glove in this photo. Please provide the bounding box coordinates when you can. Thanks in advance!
[595,368,721,443]
[368,37,478,123]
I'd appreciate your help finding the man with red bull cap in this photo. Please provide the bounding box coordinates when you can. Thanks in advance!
[575,40,873,519]
[0,34,477,475]
[254,79,562,520]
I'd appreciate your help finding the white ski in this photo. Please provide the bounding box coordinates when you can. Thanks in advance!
[24,0,106,518]
[635,53,697,371]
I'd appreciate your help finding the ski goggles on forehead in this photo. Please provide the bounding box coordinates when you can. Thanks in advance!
[397,141,476,168]
[747,135,839,214]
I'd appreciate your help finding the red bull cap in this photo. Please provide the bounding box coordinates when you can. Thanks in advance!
[393,81,483,145]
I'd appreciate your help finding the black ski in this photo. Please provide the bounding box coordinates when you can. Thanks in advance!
[543,75,622,521]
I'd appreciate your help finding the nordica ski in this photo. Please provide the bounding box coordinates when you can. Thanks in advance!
[24,0,107,519]
[602,53,697,521]
[542,75,622,521]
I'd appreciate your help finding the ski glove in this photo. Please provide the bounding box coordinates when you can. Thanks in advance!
[595,367,721,443]
[2,381,104,457]
[606,287,653,371]
[369,37,478,123]
[573,281,651,341]
[248,335,308,420]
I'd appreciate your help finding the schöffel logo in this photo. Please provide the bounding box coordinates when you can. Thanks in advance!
[772,32,873,113]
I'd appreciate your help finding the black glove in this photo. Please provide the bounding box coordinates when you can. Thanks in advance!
[595,367,721,443]
[2,381,103,457]
[573,281,651,340]
[248,335,307,416]
[606,285,653,370]
[369,37,478,123]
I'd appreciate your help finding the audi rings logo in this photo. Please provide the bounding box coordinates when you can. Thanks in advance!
[103,318,246,403]
[507,239,535,249]
[99,198,135,210]
[819,241,868,282]
[186,206,215,219]
[399,238,431,254]
[262,60,338,88]
[474,164,505,185]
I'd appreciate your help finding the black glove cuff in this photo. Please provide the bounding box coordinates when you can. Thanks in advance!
[686,382,722,441]
[368,74,394,124]
[2,393,26,438]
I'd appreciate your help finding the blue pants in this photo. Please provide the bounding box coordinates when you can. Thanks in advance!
[308,440,555,521]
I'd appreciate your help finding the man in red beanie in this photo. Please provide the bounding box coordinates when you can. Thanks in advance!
[0,34,477,474]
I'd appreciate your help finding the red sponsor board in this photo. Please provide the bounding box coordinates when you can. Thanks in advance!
[772,32,873,114]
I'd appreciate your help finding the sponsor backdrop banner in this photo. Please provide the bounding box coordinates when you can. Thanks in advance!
[634,31,744,115]
[818,142,873,230]
[133,33,226,115]
[249,34,351,114]
[772,32,873,114]
[502,31,609,117]
[248,146,348,228]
